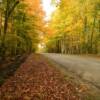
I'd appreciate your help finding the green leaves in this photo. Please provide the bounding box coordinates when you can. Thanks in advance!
[0,0,45,58]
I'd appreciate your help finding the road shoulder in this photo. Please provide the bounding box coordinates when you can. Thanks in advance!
[43,55,100,100]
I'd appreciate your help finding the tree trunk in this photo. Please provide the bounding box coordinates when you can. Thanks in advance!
[1,0,19,59]
[90,16,96,53]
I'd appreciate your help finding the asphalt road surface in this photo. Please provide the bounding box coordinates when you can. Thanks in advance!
[43,53,100,89]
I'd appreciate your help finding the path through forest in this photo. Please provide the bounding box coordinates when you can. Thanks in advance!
[0,54,85,100]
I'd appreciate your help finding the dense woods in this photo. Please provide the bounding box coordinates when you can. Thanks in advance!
[45,0,100,54]
[0,0,45,61]
[0,1,100,99]
[0,0,100,61]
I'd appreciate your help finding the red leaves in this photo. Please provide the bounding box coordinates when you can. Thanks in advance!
[0,54,81,100]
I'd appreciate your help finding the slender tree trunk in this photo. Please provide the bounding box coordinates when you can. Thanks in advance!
[83,16,88,54]
[90,16,96,53]
[99,19,100,33]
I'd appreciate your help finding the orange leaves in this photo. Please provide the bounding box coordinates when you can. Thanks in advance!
[23,0,45,16]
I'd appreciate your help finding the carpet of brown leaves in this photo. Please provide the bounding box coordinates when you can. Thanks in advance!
[0,54,82,100]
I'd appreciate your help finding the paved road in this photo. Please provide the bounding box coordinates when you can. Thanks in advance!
[43,53,100,88]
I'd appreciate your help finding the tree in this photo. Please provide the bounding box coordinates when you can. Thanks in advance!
[0,0,45,60]
[45,0,100,54]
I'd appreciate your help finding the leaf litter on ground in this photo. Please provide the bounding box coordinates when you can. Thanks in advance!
[0,54,85,100]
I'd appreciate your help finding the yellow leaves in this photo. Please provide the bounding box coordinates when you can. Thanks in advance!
[65,26,72,32]
[78,84,89,93]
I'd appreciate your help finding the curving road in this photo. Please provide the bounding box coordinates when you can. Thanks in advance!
[43,53,100,88]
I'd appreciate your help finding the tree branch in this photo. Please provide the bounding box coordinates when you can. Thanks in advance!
[8,0,19,18]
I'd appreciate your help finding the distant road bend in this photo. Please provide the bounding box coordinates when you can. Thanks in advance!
[43,53,100,89]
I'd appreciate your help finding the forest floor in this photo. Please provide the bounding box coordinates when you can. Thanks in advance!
[0,54,99,100]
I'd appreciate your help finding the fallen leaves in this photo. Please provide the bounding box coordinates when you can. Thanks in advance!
[0,54,82,100]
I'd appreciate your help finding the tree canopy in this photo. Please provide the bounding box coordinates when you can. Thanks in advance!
[45,0,100,54]
[0,0,45,60]
[0,0,100,60]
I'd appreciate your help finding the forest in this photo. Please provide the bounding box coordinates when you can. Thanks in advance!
[0,0,100,61]
[0,0,100,99]
[45,0,100,54]
[0,0,45,61]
